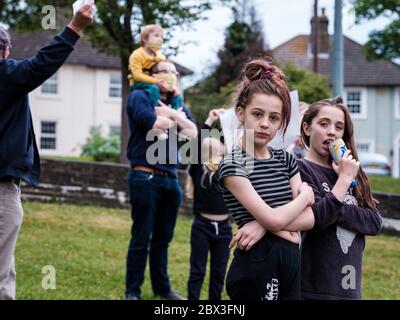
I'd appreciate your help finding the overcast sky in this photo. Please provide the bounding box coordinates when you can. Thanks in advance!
[171,0,390,87]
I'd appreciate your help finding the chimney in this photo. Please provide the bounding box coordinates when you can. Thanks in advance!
[311,8,330,55]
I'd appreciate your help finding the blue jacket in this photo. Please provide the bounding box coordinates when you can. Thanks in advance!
[0,27,80,187]
[126,90,195,176]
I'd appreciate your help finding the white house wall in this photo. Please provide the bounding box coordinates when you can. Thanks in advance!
[30,65,122,157]
[352,87,400,177]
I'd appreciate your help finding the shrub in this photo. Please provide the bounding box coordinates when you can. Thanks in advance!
[81,127,120,163]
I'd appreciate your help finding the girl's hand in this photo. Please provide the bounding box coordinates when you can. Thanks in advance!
[205,108,225,126]
[299,182,315,206]
[229,220,266,251]
[332,150,359,181]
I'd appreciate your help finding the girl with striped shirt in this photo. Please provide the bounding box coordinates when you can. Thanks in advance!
[218,57,315,300]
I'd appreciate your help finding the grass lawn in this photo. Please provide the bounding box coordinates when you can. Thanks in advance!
[15,201,400,300]
[369,176,400,195]
[41,155,95,162]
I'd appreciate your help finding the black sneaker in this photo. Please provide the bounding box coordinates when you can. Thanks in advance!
[126,294,140,300]
[159,289,187,300]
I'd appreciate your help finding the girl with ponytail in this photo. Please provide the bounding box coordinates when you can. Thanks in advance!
[186,108,233,300]
[218,57,315,300]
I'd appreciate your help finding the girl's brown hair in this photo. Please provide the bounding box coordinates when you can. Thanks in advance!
[231,56,292,135]
[300,96,378,209]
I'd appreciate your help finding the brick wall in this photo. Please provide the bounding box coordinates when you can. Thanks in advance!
[21,159,194,216]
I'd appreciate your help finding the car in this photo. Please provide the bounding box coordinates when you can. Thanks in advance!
[358,152,392,176]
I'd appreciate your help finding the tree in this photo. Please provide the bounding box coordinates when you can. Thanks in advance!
[351,0,400,61]
[185,0,270,124]
[186,80,234,126]
[281,63,331,103]
[214,1,269,88]
[0,0,233,162]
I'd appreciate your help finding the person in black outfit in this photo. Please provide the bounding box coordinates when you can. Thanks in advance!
[0,2,94,300]
[186,108,232,300]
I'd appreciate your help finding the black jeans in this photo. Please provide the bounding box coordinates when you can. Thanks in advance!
[187,215,232,300]
[226,232,301,301]
[125,170,182,298]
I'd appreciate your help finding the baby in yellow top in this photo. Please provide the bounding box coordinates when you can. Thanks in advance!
[128,24,182,110]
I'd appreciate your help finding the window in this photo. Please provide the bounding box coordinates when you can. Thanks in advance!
[109,74,122,98]
[357,143,370,153]
[41,73,58,95]
[40,121,57,150]
[347,92,361,113]
[356,139,375,153]
[109,125,121,137]
[344,88,367,119]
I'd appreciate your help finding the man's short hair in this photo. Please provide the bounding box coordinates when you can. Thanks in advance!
[150,60,176,74]
[140,24,164,46]
[0,26,11,50]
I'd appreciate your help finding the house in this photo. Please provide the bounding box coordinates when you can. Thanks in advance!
[8,28,192,158]
[272,9,400,178]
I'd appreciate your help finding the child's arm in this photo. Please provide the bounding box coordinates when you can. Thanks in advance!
[330,150,381,235]
[282,172,315,231]
[336,205,382,235]
[193,108,225,162]
[229,172,315,250]
[229,219,266,251]
[297,164,344,231]
[127,91,172,132]
[155,102,198,139]
[129,50,158,84]
[295,149,366,232]
[223,176,313,231]
[331,150,360,202]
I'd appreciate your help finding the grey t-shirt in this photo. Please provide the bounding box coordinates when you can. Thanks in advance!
[298,159,382,300]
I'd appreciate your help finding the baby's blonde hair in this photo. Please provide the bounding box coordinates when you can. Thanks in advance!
[140,24,164,46]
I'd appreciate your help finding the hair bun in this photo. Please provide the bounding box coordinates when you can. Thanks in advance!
[330,96,344,104]
[243,57,285,83]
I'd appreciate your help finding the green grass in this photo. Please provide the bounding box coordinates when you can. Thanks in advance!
[41,155,95,162]
[369,176,400,195]
[15,202,400,300]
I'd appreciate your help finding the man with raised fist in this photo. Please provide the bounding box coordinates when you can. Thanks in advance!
[0,1,94,300]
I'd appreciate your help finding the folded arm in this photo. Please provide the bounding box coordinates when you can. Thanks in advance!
[223,175,310,231]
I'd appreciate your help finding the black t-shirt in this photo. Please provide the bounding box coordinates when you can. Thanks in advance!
[189,164,229,215]
[188,122,228,216]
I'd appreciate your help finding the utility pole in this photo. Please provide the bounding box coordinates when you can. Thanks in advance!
[332,0,344,97]
[313,0,318,73]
